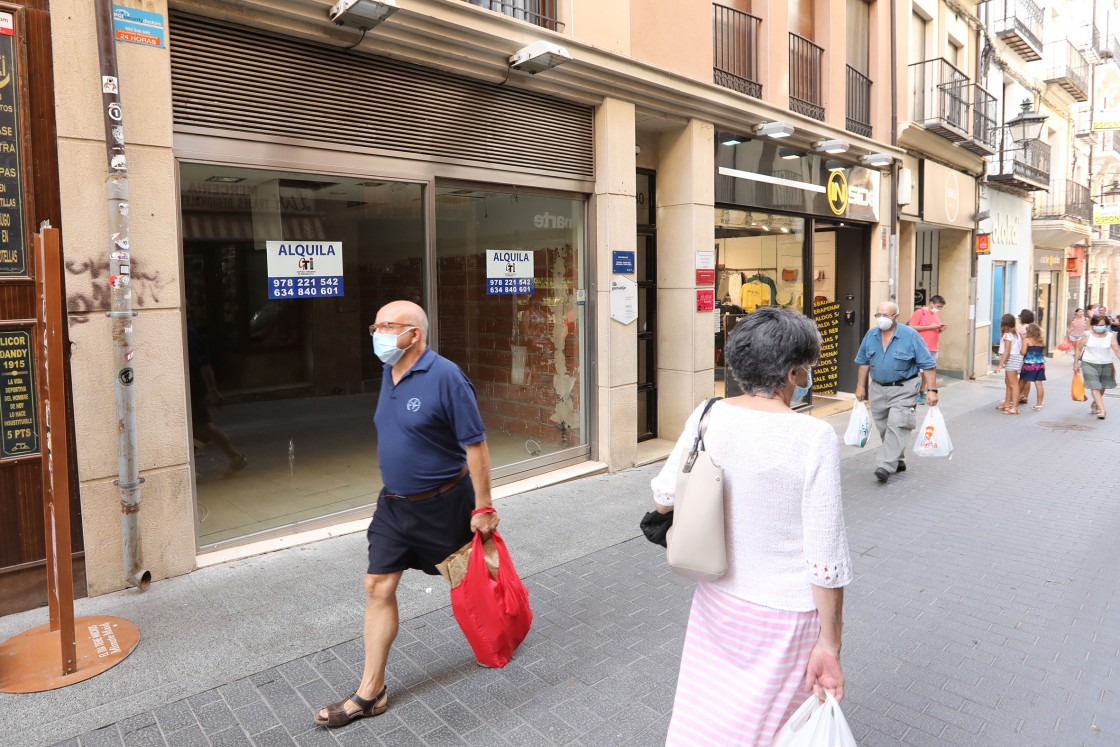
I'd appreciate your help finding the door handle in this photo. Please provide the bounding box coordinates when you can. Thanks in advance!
[844,310,855,325]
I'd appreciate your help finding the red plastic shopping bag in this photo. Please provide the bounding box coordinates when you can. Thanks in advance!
[450,531,532,668]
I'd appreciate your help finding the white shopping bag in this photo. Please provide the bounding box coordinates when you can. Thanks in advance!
[773,693,857,747]
[843,401,871,448]
[912,405,953,458]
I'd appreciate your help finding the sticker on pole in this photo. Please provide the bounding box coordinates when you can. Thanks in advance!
[266,241,344,300]
[486,250,534,295]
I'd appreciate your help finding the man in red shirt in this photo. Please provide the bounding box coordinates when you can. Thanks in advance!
[908,295,945,404]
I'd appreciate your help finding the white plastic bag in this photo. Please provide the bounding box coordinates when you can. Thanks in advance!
[772,693,857,747]
[912,405,953,458]
[843,401,871,448]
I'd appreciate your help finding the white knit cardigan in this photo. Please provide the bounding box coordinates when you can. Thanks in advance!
[651,400,852,612]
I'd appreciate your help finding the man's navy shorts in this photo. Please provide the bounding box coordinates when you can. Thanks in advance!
[366,475,475,576]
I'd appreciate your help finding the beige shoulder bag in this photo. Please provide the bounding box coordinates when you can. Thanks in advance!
[666,398,727,581]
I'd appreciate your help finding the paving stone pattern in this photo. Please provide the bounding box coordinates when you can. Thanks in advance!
[59,394,1120,746]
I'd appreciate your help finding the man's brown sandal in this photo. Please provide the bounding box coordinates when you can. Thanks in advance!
[314,685,388,727]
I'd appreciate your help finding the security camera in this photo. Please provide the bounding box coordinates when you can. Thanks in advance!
[508,40,573,75]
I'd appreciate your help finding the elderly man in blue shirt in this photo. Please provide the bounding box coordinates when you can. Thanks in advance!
[854,301,938,483]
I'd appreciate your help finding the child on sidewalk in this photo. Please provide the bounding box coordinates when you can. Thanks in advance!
[1020,323,1046,410]
[995,313,1023,414]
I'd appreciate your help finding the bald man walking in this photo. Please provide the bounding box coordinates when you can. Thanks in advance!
[316,300,499,727]
[854,301,938,483]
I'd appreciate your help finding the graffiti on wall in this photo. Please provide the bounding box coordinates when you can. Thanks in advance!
[65,255,170,323]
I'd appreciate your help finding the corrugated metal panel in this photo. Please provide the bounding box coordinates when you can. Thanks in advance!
[168,12,593,180]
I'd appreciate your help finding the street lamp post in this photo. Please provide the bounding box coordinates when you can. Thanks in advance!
[1006,99,1048,144]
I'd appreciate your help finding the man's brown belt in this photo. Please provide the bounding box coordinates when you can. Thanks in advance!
[384,465,469,502]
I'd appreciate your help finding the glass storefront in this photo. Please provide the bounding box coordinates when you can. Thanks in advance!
[181,165,587,547]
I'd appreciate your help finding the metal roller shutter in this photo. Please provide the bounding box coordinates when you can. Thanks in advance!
[168,12,594,180]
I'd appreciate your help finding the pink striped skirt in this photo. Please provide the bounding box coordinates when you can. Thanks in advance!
[665,583,820,747]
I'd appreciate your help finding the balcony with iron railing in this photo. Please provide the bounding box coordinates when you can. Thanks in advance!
[713,3,762,99]
[987,126,1050,192]
[909,58,971,142]
[1074,108,1094,138]
[789,33,824,121]
[962,85,997,156]
[1043,40,1090,102]
[845,66,872,137]
[1033,180,1092,222]
[991,0,1043,62]
[461,0,562,31]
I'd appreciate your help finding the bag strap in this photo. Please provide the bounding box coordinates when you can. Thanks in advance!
[683,397,722,473]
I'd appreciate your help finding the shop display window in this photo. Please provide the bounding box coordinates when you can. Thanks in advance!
[434,186,588,471]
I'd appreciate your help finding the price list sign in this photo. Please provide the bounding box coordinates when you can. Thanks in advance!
[0,13,27,277]
[0,328,38,458]
[812,300,841,396]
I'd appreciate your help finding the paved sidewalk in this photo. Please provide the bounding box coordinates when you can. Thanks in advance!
[4,358,1120,746]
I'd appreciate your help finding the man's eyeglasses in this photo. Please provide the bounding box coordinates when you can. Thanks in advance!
[873,313,896,318]
[370,322,414,335]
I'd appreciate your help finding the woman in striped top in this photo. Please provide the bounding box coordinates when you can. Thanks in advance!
[652,307,851,746]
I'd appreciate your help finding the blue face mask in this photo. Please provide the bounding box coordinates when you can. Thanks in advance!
[1093,325,1108,334]
[372,328,414,365]
[793,367,813,403]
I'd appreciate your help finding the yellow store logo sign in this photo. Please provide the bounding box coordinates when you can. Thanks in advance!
[827,170,847,216]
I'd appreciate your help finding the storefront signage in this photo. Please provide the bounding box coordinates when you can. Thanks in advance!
[609,276,638,324]
[112,6,165,48]
[975,233,990,255]
[920,160,976,229]
[1093,202,1120,225]
[0,328,39,459]
[695,250,716,285]
[696,289,715,312]
[812,300,840,395]
[1066,247,1084,276]
[485,249,534,295]
[611,250,635,275]
[0,12,28,278]
[716,141,880,223]
[266,241,344,299]
[1093,109,1120,130]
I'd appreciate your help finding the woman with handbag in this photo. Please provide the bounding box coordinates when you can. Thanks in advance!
[652,307,851,746]
[1073,313,1120,419]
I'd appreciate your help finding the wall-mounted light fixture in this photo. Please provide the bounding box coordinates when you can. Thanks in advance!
[509,40,573,75]
[813,139,850,154]
[824,159,847,172]
[721,134,748,146]
[859,153,893,169]
[779,147,803,160]
[1007,99,1047,144]
[754,121,795,139]
[329,0,398,30]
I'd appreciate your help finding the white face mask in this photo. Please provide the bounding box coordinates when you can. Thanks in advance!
[931,306,941,315]
[372,328,415,365]
[876,316,894,331]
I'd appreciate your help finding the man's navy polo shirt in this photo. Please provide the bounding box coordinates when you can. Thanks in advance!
[854,323,936,384]
[374,348,486,495]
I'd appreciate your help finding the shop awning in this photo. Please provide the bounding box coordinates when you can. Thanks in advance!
[181,213,327,242]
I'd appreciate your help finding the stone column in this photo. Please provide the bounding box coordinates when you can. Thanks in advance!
[593,98,637,471]
[656,119,715,441]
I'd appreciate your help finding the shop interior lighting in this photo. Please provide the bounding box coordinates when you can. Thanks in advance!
[779,147,803,160]
[508,40,573,74]
[329,0,398,30]
[859,153,893,168]
[813,139,850,154]
[754,121,795,139]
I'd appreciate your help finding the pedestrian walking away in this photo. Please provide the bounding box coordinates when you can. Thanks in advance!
[1073,314,1120,420]
[995,313,1023,414]
[907,294,946,405]
[854,301,938,483]
[652,307,851,746]
[1019,323,1047,410]
[314,300,500,727]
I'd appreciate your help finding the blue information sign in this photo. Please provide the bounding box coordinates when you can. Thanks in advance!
[612,251,635,274]
[268,276,345,299]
